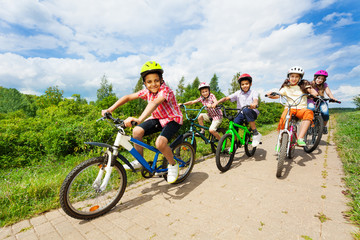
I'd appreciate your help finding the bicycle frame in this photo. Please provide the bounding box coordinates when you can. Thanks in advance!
[219,105,253,153]
[86,118,186,190]
[182,105,213,144]
[224,122,251,153]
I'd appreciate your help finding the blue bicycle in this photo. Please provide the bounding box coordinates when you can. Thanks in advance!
[181,104,226,153]
[60,113,195,220]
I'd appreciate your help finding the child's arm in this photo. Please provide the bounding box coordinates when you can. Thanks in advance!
[325,87,337,101]
[124,95,166,127]
[212,96,230,107]
[250,98,258,109]
[101,92,139,116]
[179,99,198,106]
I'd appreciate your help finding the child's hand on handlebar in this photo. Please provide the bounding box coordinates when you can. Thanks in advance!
[249,103,257,109]
[101,109,111,117]
[124,117,139,128]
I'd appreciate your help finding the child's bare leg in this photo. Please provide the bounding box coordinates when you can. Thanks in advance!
[249,121,256,130]
[155,136,176,165]
[298,120,311,139]
[133,126,145,156]
[324,120,328,127]
[198,114,205,127]
[209,129,221,140]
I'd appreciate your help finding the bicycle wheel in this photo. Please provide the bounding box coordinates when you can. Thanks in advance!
[244,132,256,157]
[60,156,127,219]
[183,132,197,153]
[210,128,226,153]
[167,141,195,183]
[215,133,235,172]
[304,115,324,153]
[276,133,288,178]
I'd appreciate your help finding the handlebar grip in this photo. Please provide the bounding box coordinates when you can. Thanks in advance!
[131,121,138,126]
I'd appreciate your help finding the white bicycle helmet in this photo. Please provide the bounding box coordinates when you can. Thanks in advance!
[198,82,210,90]
[288,66,305,79]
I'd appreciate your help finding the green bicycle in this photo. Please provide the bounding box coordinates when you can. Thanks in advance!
[215,105,258,172]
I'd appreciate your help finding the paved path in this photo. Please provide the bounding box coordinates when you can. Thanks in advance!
[1,124,358,240]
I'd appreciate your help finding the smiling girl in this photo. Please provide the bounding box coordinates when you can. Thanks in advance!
[267,66,317,146]
[101,61,183,184]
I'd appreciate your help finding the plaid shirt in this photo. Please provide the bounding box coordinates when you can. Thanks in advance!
[138,83,183,127]
[196,93,223,120]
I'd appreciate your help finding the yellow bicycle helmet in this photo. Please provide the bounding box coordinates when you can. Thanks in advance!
[140,61,164,79]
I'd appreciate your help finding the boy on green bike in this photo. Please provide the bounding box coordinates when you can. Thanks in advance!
[101,61,183,184]
[179,82,223,140]
[212,74,261,147]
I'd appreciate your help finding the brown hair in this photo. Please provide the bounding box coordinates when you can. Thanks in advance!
[310,76,325,96]
[280,79,311,94]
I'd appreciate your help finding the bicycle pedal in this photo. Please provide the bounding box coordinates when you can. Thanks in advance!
[155,172,166,176]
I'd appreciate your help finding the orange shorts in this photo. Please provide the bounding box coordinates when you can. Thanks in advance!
[277,108,314,130]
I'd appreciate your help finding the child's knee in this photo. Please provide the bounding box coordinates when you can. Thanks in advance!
[133,127,144,138]
[155,136,169,150]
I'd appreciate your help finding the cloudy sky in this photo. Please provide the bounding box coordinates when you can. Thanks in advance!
[0,0,359,107]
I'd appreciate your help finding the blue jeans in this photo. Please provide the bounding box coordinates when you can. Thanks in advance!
[234,108,258,125]
[307,101,329,122]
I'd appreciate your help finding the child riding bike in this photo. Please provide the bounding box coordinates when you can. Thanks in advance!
[266,66,317,147]
[212,73,262,147]
[307,70,339,134]
[101,61,183,184]
[179,82,223,141]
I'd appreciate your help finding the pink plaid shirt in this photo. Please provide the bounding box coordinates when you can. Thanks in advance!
[196,93,223,120]
[138,83,183,127]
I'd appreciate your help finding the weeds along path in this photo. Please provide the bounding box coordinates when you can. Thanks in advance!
[1,118,357,239]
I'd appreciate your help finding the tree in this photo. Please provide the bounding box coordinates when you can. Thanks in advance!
[209,73,225,99]
[96,74,116,102]
[229,72,241,94]
[353,94,360,109]
[0,87,37,116]
[210,74,220,93]
[176,76,185,98]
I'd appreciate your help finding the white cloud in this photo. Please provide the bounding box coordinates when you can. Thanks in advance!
[0,0,359,108]
[322,12,356,27]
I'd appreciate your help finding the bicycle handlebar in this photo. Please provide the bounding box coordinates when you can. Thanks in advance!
[217,104,258,120]
[99,112,138,128]
[309,95,341,104]
[265,92,309,108]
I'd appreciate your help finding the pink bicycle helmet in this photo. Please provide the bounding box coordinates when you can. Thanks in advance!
[314,70,328,78]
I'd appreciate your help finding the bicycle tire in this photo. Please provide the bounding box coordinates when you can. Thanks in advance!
[59,156,127,220]
[183,132,197,153]
[244,132,256,157]
[166,141,195,183]
[210,128,226,153]
[277,133,288,178]
[215,133,235,172]
[304,115,324,153]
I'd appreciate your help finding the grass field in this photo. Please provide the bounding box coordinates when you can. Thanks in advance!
[333,111,360,236]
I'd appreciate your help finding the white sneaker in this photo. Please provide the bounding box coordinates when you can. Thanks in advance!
[167,163,179,184]
[252,133,262,147]
[123,160,142,170]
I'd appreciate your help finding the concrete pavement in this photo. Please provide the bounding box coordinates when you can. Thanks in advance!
[1,122,358,239]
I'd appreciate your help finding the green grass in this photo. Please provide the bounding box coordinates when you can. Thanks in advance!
[0,122,278,228]
[333,111,360,229]
[0,152,142,227]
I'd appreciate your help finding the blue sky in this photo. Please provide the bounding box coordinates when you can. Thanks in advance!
[0,0,359,107]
